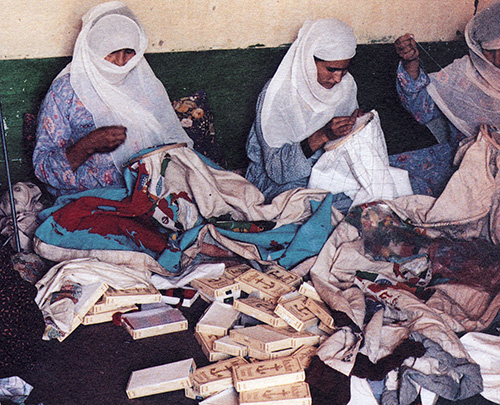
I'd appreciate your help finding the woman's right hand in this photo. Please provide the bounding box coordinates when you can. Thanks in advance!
[327,112,358,140]
[395,33,419,61]
[66,125,127,171]
[85,125,127,153]
[395,33,420,79]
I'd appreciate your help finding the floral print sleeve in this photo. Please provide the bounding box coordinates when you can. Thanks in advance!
[396,61,442,125]
[33,74,124,196]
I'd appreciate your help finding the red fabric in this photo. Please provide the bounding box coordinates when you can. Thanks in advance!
[52,164,170,253]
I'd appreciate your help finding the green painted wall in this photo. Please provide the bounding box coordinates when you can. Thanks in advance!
[0,41,467,192]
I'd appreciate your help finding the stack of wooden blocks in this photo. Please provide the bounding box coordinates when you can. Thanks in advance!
[126,263,340,404]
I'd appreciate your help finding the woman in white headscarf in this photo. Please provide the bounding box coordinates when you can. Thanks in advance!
[33,1,193,196]
[394,1,500,145]
[245,19,362,207]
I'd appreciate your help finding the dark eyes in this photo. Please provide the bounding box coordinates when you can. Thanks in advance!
[327,68,347,74]
[110,48,136,55]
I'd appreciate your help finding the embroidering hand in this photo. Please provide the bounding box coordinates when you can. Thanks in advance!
[326,109,360,140]
[395,33,420,79]
[85,125,127,153]
[66,125,127,171]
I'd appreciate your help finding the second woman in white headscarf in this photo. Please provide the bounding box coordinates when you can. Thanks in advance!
[245,18,361,206]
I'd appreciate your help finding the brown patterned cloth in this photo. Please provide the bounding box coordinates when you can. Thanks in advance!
[0,245,45,378]
[172,90,226,168]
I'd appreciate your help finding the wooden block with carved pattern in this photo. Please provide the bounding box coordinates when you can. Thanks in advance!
[224,264,253,280]
[264,326,321,348]
[246,346,297,361]
[190,275,241,302]
[266,266,303,288]
[104,285,162,306]
[239,382,312,405]
[192,357,248,397]
[304,297,335,329]
[229,325,294,353]
[274,296,318,332]
[195,331,232,362]
[291,345,317,369]
[213,335,248,357]
[298,282,322,302]
[233,297,288,328]
[235,269,295,303]
[232,357,305,392]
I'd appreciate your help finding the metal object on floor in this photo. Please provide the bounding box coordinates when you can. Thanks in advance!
[0,96,21,252]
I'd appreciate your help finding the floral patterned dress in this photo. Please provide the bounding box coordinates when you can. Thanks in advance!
[33,74,125,196]
[388,62,464,197]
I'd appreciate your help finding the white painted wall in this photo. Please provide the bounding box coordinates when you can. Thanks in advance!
[0,0,496,60]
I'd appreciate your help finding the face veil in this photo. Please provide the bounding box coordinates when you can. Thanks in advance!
[60,1,193,170]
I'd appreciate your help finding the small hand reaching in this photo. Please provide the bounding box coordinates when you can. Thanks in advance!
[395,33,420,79]
[395,33,419,62]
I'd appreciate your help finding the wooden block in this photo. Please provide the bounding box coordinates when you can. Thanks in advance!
[196,301,241,336]
[298,282,322,302]
[195,331,232,362]
[121,306,188,340]
[56,282,109,342]
[199,387,239,405]
[274,296,318,332]
[82,304,137,325]
[232,357,305,392]
[224,264,252,280]
[213,335,248,357]
[190,276,241,300]
[291,345,317,369]
[74,282,109,319]
[276,290,302,304]
[233,297,288,328]
[104,285,162,306]
[239,382,312,405]
[246,346,297,361]
[318,322,335,335]
[304,297,335,329]
[192,357,248,397]
[235,269,295,303]
[229,325,294,353]
[184,386,204,401]
[126,358,195,399]
[88,295,126,315]
[265,267,303,288]
[265,326,321,348]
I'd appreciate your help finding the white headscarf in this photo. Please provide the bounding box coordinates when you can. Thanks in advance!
[427,1,500,137]
[58,1,193,169]
[261,19,358,148]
